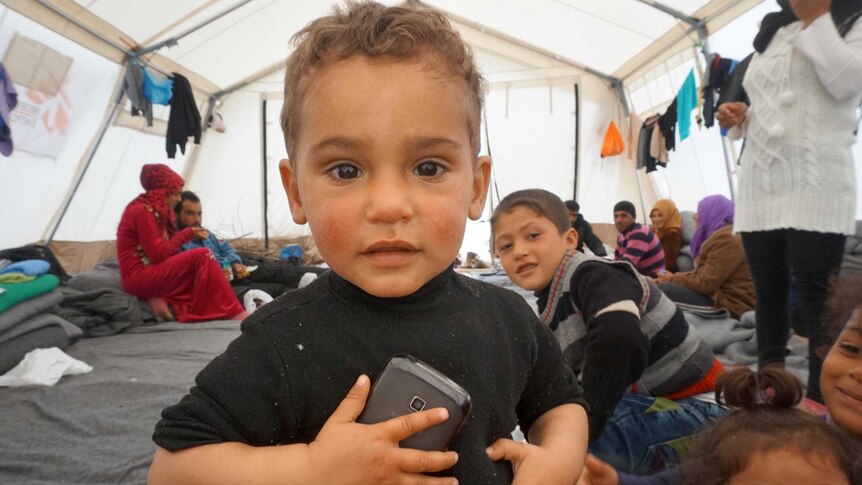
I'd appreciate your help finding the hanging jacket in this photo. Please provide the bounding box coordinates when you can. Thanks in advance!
[123,63,153,127]
[166,73,202,159]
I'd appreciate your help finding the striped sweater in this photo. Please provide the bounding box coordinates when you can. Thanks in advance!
[615,223,666,277]
[536,250,721,440]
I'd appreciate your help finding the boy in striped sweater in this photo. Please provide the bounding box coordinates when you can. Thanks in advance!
[491,189,724,450]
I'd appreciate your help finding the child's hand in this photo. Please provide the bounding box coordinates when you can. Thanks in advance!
[307,375,460,484]
[577,454,619,485]
[486,438,578,485]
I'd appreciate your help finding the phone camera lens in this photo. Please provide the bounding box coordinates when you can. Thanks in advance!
[409,396,426,412]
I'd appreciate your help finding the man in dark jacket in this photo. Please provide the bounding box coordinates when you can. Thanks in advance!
[564,200,608,257]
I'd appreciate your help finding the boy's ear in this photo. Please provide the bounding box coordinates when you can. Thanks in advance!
[565,227,579,250]
[279,158,307,224]
[468,155,492,220]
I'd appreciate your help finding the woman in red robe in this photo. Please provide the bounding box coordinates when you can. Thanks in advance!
[116,163,247,322]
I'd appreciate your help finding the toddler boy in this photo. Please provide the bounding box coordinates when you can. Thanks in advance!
[148,3,588,484]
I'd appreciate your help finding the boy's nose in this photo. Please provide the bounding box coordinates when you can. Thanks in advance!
[365,176,413,224]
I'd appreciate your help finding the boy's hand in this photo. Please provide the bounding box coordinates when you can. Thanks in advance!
[308,375,460,484]
[486,438,577,485]
[577,454,619,485]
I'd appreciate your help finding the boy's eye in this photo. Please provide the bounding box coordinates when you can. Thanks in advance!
[497,242,512,252]
[527,232,541,240]
[413,160,445,178]
[327,163,362,180]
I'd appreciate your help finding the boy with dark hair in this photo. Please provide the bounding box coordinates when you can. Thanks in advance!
[491,189,723,448]
[564,199,608,257]
[148,3,588,484]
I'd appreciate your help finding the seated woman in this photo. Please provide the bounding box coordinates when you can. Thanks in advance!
[649,199,682,272]
[656,195,755,319]
[116,163,247,322]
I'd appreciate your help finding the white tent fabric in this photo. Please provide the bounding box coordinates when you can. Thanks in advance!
[0,0,859,261]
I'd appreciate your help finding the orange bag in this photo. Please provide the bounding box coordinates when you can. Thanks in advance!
[600,121,625,158]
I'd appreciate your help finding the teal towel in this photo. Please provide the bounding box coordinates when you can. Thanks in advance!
[676,68,698,142]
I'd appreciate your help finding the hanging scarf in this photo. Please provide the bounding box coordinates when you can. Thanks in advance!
[650,199,682,240]
[129,163,184,236]
[754,0,862,53]
[690,195,735,260]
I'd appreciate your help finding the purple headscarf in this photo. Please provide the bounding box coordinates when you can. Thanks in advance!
[690,195,735,260]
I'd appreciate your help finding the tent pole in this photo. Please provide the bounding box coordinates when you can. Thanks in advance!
[634,167,647,225]
[32,0,134,56]
[44,58,128,244]
[261,98,270,251]
[135,0,257,56]
[573,83,580,201]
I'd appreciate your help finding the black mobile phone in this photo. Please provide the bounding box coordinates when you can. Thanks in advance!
[357,354,472,451]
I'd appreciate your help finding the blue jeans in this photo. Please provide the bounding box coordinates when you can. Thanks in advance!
[588,395,728,475]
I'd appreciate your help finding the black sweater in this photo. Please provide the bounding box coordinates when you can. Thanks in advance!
[153,268,585,482]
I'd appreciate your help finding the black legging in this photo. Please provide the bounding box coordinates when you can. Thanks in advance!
[741,229,845,401]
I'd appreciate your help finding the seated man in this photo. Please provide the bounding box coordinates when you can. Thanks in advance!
[564,200,607,257]
[175,191,325,299]
[613,201,666,277]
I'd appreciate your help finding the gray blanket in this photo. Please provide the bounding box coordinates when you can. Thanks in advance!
[54,286,149,337]
[0,320,241,484]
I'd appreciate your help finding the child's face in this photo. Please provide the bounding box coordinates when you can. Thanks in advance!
[728,448,848,485]
[280,55,490,298]
[821,307,862,440]
[493,206,577,292]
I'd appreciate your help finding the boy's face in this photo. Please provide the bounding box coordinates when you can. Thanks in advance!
[821,307,862,441]
[493,205,578,292]
[280,55,490,298]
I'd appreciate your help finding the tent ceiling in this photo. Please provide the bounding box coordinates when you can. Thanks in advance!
[5,0,763,93]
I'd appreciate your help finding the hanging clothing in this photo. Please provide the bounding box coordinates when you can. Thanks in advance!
[676,69,698,142]
[658,99,677,152]
[0,63,19,157]
[636,115,659,170]
[702,55,740,129]
[123,63,153,127]
[142,67,173,106]
[166,73,202,159]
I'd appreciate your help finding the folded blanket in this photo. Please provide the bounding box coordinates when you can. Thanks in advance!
[681,307,755,353]
[0,325,69,375]
[67,258,125,293]
[55,286,146,337]
[0,290,64,334]
[0,260,51,277]
[0,273,36,284]
[0,313,82,347]
[0,274,60,314]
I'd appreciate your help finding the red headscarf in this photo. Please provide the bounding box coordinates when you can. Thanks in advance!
[131,163,184,234]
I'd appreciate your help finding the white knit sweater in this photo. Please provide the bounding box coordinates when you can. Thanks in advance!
[735,14,862,235]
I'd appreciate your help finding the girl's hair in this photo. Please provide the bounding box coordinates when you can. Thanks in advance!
[826,275,862,340]
[682,367,853,485]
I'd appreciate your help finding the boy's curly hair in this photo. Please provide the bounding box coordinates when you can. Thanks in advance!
[281,1,485,159]
[681,367,853,485]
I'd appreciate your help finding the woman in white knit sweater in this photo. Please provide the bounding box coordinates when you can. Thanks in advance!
[718,0,862,403]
